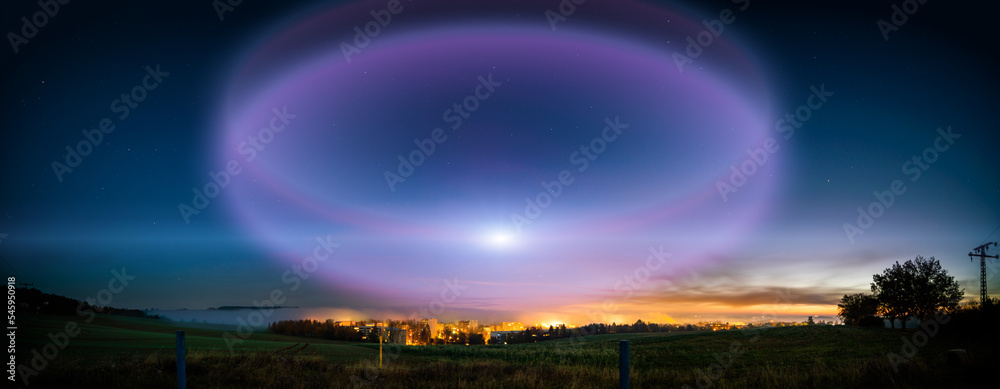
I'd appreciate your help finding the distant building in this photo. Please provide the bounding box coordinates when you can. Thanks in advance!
[356,325,407,344]
[425,318,439,338]
[493,322,524,331]
[388,327,407,344]
[490,330,522,342]
[355,325,373,338]
[457,320,479,332]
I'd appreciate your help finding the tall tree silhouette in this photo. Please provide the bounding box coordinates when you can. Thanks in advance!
[871,255,962,323]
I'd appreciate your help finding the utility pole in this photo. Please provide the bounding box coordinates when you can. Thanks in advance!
[969,242,998,305]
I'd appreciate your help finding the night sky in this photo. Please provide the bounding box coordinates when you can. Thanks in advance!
[2,0,998,325]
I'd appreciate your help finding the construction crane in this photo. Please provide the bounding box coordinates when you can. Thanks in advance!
[969,242,998,305]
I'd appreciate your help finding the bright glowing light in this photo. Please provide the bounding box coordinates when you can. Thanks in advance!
[489,233,513,246]
[219,0,776,308]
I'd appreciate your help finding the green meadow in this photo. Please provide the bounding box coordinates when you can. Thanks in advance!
[16,312,998,388]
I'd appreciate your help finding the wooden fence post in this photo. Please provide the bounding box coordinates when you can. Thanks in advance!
[177,330,186,389]
[619,340,629,389]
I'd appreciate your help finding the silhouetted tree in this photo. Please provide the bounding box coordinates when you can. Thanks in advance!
[838,293,880,325]
[871,255,962,323]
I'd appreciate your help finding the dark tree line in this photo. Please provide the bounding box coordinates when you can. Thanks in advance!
[15,287,157,318]
[267,319,365,341]
[496,320,705,344]
[436,326,486,345]
[838,256,963,326]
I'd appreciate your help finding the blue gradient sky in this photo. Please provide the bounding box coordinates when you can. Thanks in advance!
[1,0,997,325]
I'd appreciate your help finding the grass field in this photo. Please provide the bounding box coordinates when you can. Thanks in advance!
[16,312,999,388]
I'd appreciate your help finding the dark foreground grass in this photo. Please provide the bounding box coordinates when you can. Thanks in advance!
[17,313,999,388]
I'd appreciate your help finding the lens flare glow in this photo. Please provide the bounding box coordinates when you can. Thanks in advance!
[214,0,779,311]
[489,233,513,247]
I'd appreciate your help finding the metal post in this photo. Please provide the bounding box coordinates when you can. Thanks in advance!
[619,340,629,389]
[176,330,186,389]
[969,242,998,306]
[982,257,988,303]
